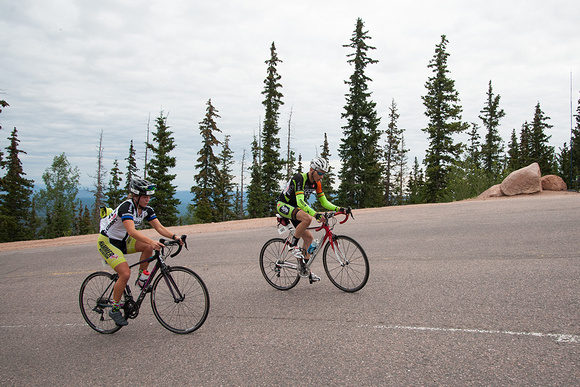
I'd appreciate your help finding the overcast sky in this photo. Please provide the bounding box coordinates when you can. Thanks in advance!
[1,0,579,192]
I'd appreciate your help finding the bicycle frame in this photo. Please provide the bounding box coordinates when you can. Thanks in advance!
[277,211,351,270]
[101,238,186,318]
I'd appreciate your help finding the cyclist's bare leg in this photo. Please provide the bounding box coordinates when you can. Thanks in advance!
[294,210,313,259]
[113,261,130,302]
[135,240,153,272]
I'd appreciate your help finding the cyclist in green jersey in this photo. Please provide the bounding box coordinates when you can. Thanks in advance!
[277,156,346,283]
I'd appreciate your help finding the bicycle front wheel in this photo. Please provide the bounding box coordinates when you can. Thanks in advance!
[323,235,369,292]
[259,238,300,290]
[79,271,125,334]
[151,266,210,334]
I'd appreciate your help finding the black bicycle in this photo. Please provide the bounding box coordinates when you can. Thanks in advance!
[79,235,210,334]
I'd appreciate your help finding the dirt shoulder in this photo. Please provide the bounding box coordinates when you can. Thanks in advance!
[1,190,577,252]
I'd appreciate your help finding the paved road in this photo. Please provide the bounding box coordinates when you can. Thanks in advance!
[1,193,579,386]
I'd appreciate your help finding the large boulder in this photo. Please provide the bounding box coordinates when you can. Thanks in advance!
[541,175,567,191]
[478,184,503,199]
[500,163,542,196]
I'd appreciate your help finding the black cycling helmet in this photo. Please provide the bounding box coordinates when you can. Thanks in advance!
[130,177,156,196]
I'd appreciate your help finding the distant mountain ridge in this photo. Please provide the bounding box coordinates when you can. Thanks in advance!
[76,189,192,216]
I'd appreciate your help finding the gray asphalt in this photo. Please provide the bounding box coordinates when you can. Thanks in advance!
[1,193,579,386]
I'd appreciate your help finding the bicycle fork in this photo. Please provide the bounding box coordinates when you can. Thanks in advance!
[328,236,349,267]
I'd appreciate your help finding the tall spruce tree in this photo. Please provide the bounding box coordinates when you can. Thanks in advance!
[90,130,106,231]
[0,127,34,242]
[125,140,139,192]
[528,102,555,174]
[239,149,246,219]
[189,99,222,224]
[421,34,468,202]
[284,108,296,181]
[246,135,267,218]
[507,128,521,171]
[570,97,580,190]
[479,80,505,176]
[383,99,406,206]
[407,157,425,204]
[216,135,236,222]
[105,158,124,208]
[261,42,285,216]
[338,18,383,209]
[0,99,8,165]
[34,153,80,239]
[392,136,409,205]
[314,134,336,211]
[519,122,533,167]
[146,111,180,226]
[319,133,336,201]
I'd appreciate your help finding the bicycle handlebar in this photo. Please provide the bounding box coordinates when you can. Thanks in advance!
[314,208,353,232]
[158,235,188,258]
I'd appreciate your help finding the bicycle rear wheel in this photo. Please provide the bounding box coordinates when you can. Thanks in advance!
[151,266,210,334]
[323,235,369,292]
[79,271,125,334]
[259,238,300,290]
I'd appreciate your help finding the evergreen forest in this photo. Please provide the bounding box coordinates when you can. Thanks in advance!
[1,18,579,243]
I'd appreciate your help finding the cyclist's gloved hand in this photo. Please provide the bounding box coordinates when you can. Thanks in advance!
[314,212,324,222]
[338,207,351,214]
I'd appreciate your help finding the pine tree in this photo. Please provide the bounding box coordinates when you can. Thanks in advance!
[338,18,383,209]
[383,99,406,206]
[421,35,469,202]
[557,142,571,188]
[319,133,336,201]
[407,157,425,204]
[507,128,521,171]
[146,111,180,226]
[314,134,336,212]
[246,135,267,218]
[125,140,139,192]
[105,158,124,208]
[569,97,580,190]
[297,154,303,173]
[34,153,81,239]
[0,127,34,242]
[528,102,555,174]
[519,122,533,167]
[188,99,222,224]
[90,130,106,232]
[0,99,8,165]
[479,80,505,176]
[261,42,285,216]
[239,149,246,219]
[78,204,93,235]
[392,136,409,205]
[466,122,482,169]
[216,135,236,222]
[284,108,296,181]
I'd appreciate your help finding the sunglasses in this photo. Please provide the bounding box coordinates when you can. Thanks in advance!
[316,171,325,176]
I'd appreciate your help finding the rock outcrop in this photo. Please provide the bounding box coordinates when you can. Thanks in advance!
[541,175,567,191]
[478,184,503,199]
[478,163,567,199]
[500,163,542,196]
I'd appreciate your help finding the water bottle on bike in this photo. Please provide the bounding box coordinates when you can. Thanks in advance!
[307,239,319,254]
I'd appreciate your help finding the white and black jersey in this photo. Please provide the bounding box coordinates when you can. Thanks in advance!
[100,199,157,241]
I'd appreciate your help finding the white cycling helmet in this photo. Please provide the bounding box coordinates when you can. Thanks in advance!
[310,156,329,173]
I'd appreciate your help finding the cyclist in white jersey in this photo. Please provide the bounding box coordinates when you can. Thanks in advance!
[97,177,182,326]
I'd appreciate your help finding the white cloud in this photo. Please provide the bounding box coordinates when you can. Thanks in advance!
[1,0,578,192]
